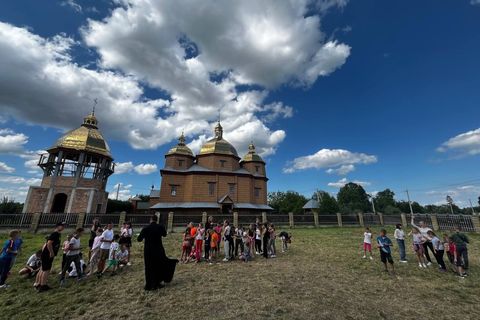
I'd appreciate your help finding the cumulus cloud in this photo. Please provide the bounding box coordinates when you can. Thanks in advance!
[0,129,29,153]
[437,128,480,156]
[326,164,355,175]
[0,1,351,191]
[0,161,15,173]
[114,161,158,175]
[134,163,158,175]
[0,175,41,186]
[283,148,377,173]
[114,162,135,175]
[327,177,370,188]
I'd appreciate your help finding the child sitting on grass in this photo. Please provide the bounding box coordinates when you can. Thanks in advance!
[376,229,395,275]
[100,234,120,277]
[19,250,42,278]
[363,227,373,260]
[116,244,129,268]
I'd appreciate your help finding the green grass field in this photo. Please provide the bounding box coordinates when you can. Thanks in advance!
[0,227,478,320]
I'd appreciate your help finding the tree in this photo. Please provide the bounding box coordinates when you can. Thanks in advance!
[337,183,370,214]
[138,194,150,202]
[0,197,23,214]
[106,199,133,213]
[268,191,307,214]
[396,201,424,214]
[314,191,339,214]
[374,189,396,213]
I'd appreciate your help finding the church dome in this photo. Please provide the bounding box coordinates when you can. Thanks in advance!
[166,132,194,157]
[48,112,112,159]
[241,142,264,163]
[199,122,239,157]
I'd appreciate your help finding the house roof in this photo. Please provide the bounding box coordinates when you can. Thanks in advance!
[303,199,319,209]
[149,189,160,198]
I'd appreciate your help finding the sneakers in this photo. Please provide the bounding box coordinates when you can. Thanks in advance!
[127,262,132,266]
[400,260,408,263]
[222,258,229,262]
[422,263,427,268]
[418,263,423,268]
[426,262,432,266]
[369,256,373,260]
[362,255,366,259]
[0,284,10,289]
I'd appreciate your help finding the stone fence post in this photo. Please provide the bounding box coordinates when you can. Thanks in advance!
[167,212,174,233]
[471,215,480,233]
[430,214,439,231]
[30,212,42,233]
[400,213,407,227]
[233,212,238,227]
[313,211,319,227]
[202,212,207,225]
[378,212,384,226]
[118,211,127,230]
[358,212,364,227]
[76,212,86,230]
[262,212,267,223]
[336,212,342,227]
[289,212,294,228]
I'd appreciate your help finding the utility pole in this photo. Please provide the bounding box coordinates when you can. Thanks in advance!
[468,199,476,215]
[406,189,414,214]
[116,183,121,200]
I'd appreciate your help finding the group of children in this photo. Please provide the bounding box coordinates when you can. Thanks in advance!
[0,220,135,291]
[362,217,471,277]
[180,218,292,264]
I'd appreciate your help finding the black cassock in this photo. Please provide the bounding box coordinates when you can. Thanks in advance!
[137,222,177,290]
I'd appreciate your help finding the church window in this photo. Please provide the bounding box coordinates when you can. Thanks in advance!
[208,182,216,196]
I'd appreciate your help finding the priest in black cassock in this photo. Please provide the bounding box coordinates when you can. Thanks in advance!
[138,215,176,291]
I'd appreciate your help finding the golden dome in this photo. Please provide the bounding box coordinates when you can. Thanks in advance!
[199,122,239,157]
[48,112,112,159]
[241,142,264,163]
[166,132,194,157]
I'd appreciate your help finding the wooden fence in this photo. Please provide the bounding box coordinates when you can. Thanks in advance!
[0,212,478,233]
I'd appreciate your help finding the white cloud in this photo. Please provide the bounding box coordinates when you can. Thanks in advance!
[327,177,371,188]
[471,0,480,6]
[60,0,82,12]
[326,164,355,175]
[114,161,158,175]
[0,175,41,186]
[0,1,349,162]
[0,161,15,173]
[134,163,158,175]
[114,162,135,175]
[284,148,377,173]
[437,128,480,156]
[0,129,29,153]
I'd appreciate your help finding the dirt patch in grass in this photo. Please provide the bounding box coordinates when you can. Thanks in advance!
[0,228,478,320]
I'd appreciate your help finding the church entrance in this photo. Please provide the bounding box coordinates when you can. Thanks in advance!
[222,204,233,215]
[51,193,68,213]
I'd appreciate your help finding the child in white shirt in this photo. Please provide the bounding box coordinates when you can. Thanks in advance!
[363,227,373,260]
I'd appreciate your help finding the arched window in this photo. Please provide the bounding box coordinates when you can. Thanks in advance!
[51,193,68,213]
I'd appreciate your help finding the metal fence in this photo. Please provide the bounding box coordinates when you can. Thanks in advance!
[0,213,34,228]
[0,212,478,233]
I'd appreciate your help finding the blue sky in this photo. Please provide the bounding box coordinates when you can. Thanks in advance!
[1,0,480,208]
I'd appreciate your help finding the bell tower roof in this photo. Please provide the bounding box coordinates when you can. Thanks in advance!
[47,111,112,159]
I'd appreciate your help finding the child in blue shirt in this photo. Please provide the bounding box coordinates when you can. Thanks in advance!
[376,229,395,275]
[0,230,20,288]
